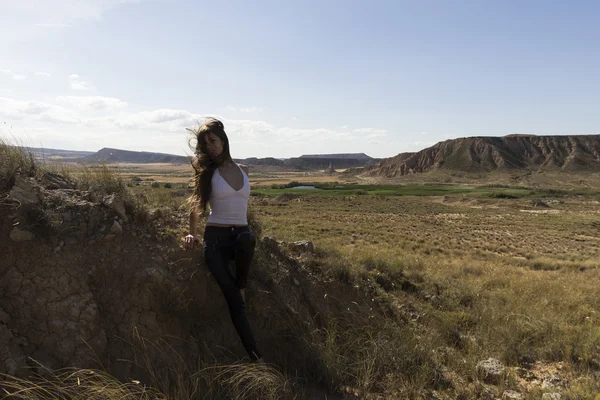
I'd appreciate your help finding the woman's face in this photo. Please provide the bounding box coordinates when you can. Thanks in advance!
[204,132,223,159]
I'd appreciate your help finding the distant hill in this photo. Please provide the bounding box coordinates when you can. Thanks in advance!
[25,147,95,161]
[233,157,285,167]
[356,135,600,178]
[274,153,376,170]
[299,153,373,160]
[81,148,190,164]
[46,146,377,170]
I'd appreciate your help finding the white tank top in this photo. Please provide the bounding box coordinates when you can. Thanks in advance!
[206,165,250,225]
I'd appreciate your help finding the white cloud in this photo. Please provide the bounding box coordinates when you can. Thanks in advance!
[240,107,262,113]
[222,106,263,114]
[353,128,388,135]
[34,23,70,28]
[366,132,388,139]
[409,140,436,148]
[35,72,51,77]
[351,127,389,141]
[0,97,78,124]
[56,95,127,110]
[2,0,146,25]
[226,119,275,139]
[0,0,159,45]
[69,74,95,91]
[1,95,391,157]
[115,109,203,132]
[0,69,27,80]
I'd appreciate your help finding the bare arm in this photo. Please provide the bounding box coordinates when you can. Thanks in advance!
[189,207,199,236]
[184,204,201,249]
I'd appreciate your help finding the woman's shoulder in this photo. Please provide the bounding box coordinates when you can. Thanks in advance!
[237,163,249,175]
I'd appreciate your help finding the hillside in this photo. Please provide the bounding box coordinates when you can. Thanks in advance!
[0,161,397,398]
[233,157,285,167]
[78,148,375,170]
[81,148,190,164]
[25,147,96,161]
[299,153,373,160]
[359,134,600,178]
[282,154,379,170]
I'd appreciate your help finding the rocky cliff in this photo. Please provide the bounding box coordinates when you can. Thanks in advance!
[358,135,600,178]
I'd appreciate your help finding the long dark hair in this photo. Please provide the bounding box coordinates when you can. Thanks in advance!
[187,118,233,214]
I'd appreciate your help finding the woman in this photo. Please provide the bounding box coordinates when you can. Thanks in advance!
[184,117,262,362]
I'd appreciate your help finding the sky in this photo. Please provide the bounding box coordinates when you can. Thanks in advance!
[1,0,599,159]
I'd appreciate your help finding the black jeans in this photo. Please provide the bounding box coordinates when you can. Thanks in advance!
[202,225,261,360]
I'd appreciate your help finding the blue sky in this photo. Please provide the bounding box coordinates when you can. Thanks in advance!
[1,0,599,159]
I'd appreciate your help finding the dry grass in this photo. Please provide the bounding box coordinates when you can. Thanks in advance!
[118,329,297,400]
[252,192,600,397]
[0,331,297,400]
[0,138,37,192]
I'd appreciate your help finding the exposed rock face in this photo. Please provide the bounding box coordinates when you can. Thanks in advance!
[360,135,600,177]
[476,358,506,385]
[9,175,41,206]
[325,161,336,175]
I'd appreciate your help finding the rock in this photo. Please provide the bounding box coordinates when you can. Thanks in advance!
[10,227,34,242]
[514,367,535,380]
[111,220,123,235]
[475,383,499,400]
[262,236,279,249]
[325,161,336,175]
[476,358,506,385]
[292,240,315,253]
[9,175,40,206]
[502,390,523,400]
[293,277,300,286]
[532,200,550,208]
[542,393,561,400]
[274,193,299,203]
[103,194,128,222]
[542,374,562,389]
[40,172,74,190]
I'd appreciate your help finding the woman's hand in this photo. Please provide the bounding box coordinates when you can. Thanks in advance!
[184,234,201,250]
